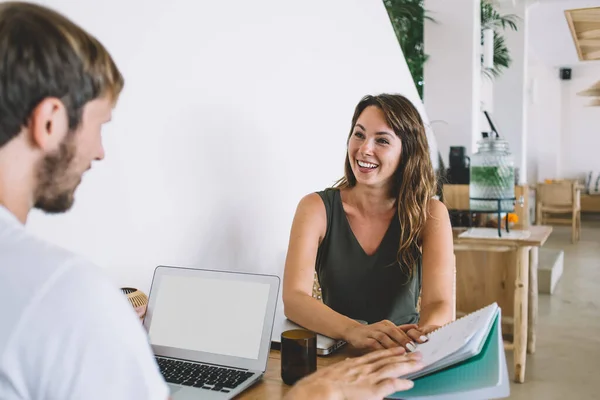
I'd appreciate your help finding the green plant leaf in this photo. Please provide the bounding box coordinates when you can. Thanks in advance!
[383,0,432,99]
[481,0,520,79]
[482,32,512,79]
[382,0,521,95]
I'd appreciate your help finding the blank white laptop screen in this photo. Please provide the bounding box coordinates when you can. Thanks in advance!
[148,275,270,360]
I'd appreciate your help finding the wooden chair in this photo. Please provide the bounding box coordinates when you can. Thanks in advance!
[536,180,581,243]
[312,255,457,322]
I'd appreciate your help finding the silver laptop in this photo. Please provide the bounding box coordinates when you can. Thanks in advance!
[271,309,349,356]
[143,266,280,399]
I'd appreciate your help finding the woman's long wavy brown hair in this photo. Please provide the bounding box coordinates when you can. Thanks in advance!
[334,94,436,277]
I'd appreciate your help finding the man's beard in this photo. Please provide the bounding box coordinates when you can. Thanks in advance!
[33,135,79,213]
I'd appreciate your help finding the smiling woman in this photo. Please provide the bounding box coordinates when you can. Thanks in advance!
[282,93,455,353]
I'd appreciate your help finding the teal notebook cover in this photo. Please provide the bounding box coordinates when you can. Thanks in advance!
[388,311,508,399]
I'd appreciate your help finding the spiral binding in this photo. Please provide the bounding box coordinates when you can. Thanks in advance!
[425,303,497,339]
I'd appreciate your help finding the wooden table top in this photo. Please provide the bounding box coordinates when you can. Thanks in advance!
[238,347,362,399]
[452,225,553,248]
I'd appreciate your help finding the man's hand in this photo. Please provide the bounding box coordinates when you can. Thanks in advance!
[284,347,423,400]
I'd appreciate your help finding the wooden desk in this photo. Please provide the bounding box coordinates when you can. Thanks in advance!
[239,348,356,399]
[453,225,553,383]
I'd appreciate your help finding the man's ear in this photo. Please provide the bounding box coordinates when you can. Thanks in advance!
[27,97,69,151]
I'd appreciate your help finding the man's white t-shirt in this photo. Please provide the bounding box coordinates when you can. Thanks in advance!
[0,206,170,400]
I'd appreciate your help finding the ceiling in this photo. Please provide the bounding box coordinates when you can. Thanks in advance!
[528,0,600,67]
[565,6,600,61]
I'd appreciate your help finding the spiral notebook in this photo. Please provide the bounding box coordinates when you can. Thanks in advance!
[391,303,509,400]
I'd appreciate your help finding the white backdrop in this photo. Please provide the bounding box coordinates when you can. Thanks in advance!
[25,0,437,294]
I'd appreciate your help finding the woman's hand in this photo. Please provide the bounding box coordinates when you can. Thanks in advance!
[343,320,420,352]
[285,347,423,400]
[399,325,441,345]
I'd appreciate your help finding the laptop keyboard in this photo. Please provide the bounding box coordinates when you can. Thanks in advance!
[156,357,254,393]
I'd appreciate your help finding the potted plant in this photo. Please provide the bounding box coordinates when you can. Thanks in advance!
[384,0,520,87]
[481,0,519,79]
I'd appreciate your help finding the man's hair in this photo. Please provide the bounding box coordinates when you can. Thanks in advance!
[0,1,124,148]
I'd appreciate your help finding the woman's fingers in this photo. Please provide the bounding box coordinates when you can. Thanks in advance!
[364,337,385,351]
[369,330,400,349]
[418,325,440,335]
[397,324,419,331]
[378,323,416,351]
[406,328,429,344]
[351,321,432,352]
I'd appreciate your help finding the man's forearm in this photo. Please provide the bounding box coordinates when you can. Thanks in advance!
[284,381,339,400]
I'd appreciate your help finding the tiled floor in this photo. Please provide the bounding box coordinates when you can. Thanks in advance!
[508,219,600,399]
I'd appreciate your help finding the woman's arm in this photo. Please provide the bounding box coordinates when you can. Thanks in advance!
[282,193,361,339]
[417,199,455,328]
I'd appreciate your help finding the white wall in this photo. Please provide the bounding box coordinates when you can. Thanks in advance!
[526,0,600,182]
[526,55,562,183]
[424,0,481,166]
[526,60,600,183]
[493,1,529,183]
[558,63,600,180]
[24,0,433,295]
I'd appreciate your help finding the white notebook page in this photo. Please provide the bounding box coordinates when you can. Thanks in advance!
[402,303,499,378]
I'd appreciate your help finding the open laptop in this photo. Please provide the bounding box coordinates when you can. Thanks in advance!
[143,266,280,399]
[271,308,359,356]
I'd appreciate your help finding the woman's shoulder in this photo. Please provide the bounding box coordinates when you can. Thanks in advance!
[314,187,339,203]
[421,198,452,240]
[426,198,449,217]
[292,191,330,239]
[298,188,337,211]
[296,191,326,215]
[295,188,343,227]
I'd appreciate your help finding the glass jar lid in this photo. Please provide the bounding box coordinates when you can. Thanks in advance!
[475,137,510,153]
